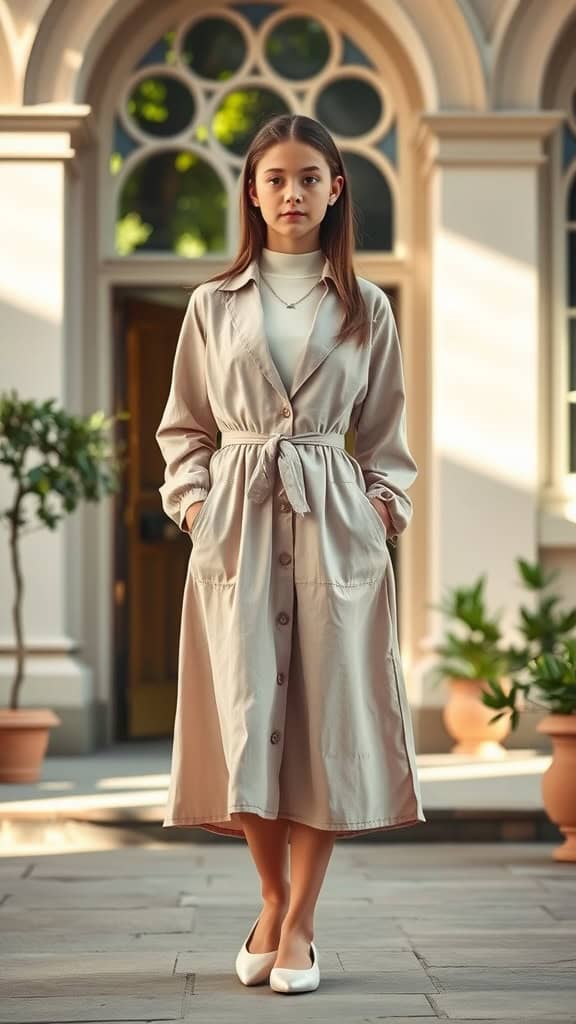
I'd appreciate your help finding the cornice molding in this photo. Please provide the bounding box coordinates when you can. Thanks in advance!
[0,104,95,160]
[416,110,565,174]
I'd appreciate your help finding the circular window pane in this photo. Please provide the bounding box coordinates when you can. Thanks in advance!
[265,17,330,80]
[182,18,246,80]
[213,87,290,156]
[127,76,195,137]
[316,79,382,136]
[343,152,393,251]
[116,151,226,256]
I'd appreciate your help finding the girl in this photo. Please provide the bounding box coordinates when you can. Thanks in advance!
[155,113,425,994]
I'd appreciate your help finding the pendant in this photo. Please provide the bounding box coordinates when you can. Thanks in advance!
[286,303,295,309]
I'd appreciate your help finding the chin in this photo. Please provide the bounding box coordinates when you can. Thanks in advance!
[279,219,309,229]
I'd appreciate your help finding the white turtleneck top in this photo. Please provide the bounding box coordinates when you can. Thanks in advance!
[258,247,326,394]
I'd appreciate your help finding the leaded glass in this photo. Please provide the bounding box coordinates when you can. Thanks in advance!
[265,17,330,80]
[127,76,195,137]
[316,78,382,136]
[182,18,246,80]
[343,152,393,250]
[213,87,290,155]
[117,151,227,256]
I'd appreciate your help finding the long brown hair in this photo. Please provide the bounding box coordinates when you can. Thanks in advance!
[205,114,371,347]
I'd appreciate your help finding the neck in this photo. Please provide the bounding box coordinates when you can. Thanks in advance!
[259,246,324,278]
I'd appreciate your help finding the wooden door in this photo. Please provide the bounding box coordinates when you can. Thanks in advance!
[118,295,191,737]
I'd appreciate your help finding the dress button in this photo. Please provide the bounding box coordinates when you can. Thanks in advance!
[282,406,291,417]
[279,502,291,513]
[276,611,289,625]
[271,730,281,744]
[279,552,292,566]
[276,672,285,686]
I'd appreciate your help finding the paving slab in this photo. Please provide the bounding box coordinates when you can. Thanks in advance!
[0,842,575,1022]
[0,995,187,1023]
[432,990,576,1019]
[0,908,194,932]
[429,967,576,989]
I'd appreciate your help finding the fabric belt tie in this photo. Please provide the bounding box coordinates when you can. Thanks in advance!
[219,430,346,516]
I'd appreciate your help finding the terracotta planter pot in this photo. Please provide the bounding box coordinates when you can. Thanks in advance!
[536,714,576,862]
[0,709,62,782]
[443,677,511,758]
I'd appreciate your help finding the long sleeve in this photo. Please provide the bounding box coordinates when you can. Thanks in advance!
[155,287,218,533]
[352,291,418,547]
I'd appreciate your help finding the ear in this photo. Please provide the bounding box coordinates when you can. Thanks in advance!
[330,175,345,203]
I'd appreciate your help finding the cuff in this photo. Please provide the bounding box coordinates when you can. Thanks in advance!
[366,488,402,547]
[179,487,209,533]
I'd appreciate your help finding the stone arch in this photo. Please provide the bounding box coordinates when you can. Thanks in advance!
[23,0,485,112]
[540,6,576,110]
[494,0,576,108]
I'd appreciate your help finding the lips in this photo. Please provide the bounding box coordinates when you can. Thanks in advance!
[282,212,305,218]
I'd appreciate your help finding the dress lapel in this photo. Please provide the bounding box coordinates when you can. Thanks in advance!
[216,255,345,404]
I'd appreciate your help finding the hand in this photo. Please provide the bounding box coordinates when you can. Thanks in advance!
[369,496,394,534]
[185,500,205,532]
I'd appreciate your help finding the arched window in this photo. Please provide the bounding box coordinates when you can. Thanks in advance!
[108,6,398,257]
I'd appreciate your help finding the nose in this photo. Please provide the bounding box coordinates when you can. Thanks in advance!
[284,182,302,203]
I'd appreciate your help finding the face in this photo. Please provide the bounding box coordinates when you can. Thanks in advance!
[248,139,344,253]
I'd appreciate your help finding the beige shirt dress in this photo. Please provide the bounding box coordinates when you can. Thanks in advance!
[155,254,426,839]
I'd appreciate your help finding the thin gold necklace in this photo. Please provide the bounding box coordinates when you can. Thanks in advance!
[260,271,322,310]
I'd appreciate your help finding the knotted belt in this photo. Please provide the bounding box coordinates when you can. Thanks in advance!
[219,430,346,516]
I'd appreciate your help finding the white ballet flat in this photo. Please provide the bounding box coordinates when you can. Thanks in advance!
[235,915,278,986]
[269,940,320,993]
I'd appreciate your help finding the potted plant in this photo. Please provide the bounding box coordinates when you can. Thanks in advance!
[479,561,576,861]
[0,391,126,782]
[496,558,576,683]
[425,576,512,757]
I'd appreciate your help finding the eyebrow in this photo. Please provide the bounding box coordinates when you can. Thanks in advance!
[263,165,323,174]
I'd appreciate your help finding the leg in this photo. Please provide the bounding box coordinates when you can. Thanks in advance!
[234,812,291,952]
[275,819,337,969]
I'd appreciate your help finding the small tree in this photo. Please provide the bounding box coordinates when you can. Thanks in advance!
[0,390,129,710]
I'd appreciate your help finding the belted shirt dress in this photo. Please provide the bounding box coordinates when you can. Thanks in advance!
[155,255,426,839]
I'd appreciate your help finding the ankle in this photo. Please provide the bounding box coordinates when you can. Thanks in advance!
[281,915,314,940]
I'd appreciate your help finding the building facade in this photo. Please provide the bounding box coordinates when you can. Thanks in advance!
[1,0,575,753]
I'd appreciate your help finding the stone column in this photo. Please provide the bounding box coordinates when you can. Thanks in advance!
[414,112,563,751]
[0,105,98,753]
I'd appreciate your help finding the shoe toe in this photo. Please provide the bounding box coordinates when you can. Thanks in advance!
[269,942,320,993]
[235,916,278,986]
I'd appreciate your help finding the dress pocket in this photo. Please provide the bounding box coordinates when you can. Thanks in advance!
[188,491,212,543]
[361,491,388,544]
[344,480,388,545]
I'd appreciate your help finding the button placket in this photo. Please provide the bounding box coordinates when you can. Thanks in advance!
[270,409,295,789]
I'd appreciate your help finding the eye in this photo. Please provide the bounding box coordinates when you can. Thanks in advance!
[265,175,320,185]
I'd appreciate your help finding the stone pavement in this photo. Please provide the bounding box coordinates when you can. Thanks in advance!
[1,838,575,1022]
